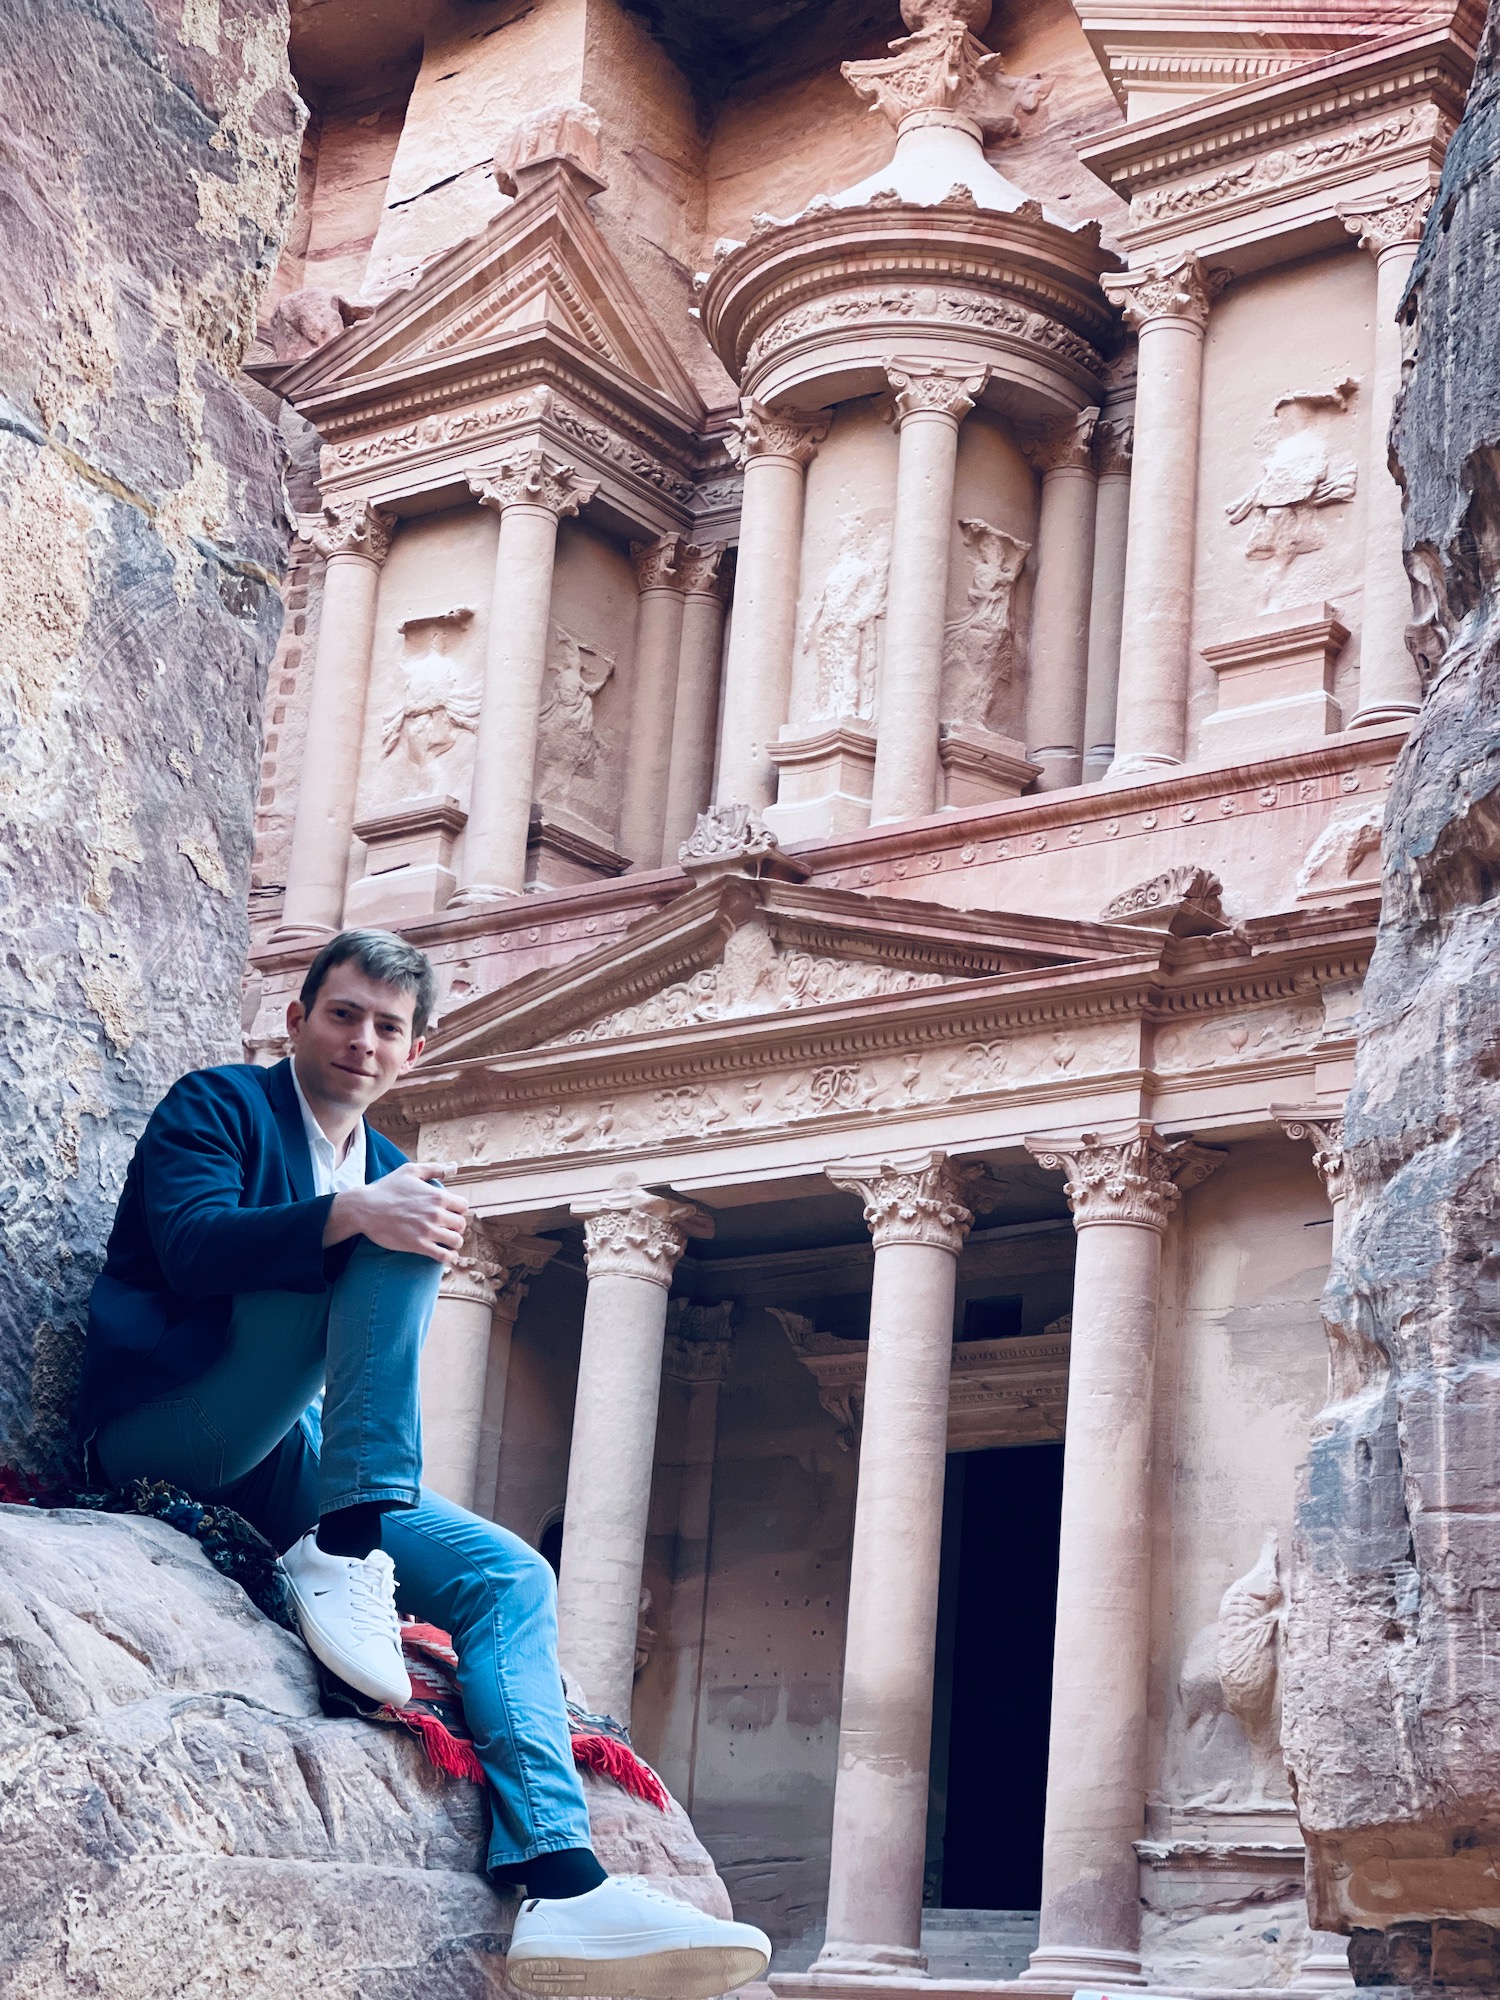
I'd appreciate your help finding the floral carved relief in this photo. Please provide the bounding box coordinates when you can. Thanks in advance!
[743,287,1102,378]
[801,516,891,723]
[841,0,1049,143]
[941,518,1031,729]
[1026,1125,1221,1231]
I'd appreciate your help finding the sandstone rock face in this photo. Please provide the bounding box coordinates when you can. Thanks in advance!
[1282,11,1500,1992]
[0,0,301,1477]
[0,1506,732,1996]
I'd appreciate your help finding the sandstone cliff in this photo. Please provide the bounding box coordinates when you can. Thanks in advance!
[1283,6,1500,1992]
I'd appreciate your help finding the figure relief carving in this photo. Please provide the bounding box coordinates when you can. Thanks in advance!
[827,1151,979,1253]
[469,445,599,520]
[1276,1110,1347,1205]
[1226,381,1359,607]
[381,609,480,789]
[726,397,831,468]
[940,518,1031,729]
[801,515,891,722]
[493,99,603,195]
[1094,419,1134,477]
[1177,1533,1291,1807]
[536,623,615,801]
[1341,191,1434,257]
[1102,254,1219,332]
[678,542,728,596]
[576,1190,712,1287]
[1024,406,1099,475]
[841,0,1050,144]
[310,496,396,565]
[631,533,687,593]
[1025,1124,1221,1230]
[886,357,989,427]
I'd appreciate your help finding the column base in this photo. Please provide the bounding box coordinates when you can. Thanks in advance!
[1349,701,1419,729]
[1026,746,1083,794]
[1104,752,1182,784]
[445,882,524,911]
[266,919,337,947]
[1019,1942,1147,1988]
[810,1943,927,1978]
[1286,1934,1354,1992]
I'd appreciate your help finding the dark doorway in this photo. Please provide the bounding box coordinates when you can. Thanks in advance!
[933,1443,1065,1910]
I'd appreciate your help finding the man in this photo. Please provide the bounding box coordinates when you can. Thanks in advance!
[79,929,770,2000]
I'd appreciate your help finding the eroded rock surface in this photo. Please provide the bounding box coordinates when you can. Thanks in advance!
[0,0,301,1477]
[1282,9,1500,1991]
[0,1507,730,1996]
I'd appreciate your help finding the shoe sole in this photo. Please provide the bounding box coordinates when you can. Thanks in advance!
[281,1574,411,1707]
[506,1945,769,1999]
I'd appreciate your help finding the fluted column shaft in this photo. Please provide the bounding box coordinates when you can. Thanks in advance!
[662,545,729,864]
[1021,1124,1219,1990]
[1104,259,1215,777]
[556,1190,711,1723]
[1024,408,1101,792]
[1344,197,1432,727]
[455,447,598,904]
[619,535,689,868]
[871,363,986,825]
[1083,423,1134,783]
[815,1154,977,1974]
[716,400,828,811]
[275,498,395,941]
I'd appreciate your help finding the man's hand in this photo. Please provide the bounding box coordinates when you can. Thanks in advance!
[324,1163,469,1265]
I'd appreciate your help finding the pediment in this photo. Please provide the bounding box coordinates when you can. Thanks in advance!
[424,877,1134,1064]
[259,163,703,423]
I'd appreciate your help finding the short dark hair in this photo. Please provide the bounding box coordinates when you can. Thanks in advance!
[299,929,438,1040]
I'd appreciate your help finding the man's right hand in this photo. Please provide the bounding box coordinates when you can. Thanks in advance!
[323,1163,469,1264]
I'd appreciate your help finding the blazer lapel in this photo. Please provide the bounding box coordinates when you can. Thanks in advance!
[267,1057,317,1203]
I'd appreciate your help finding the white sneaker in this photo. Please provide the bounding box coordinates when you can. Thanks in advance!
[278,1530,412,1708]
[506,1874,771,2000]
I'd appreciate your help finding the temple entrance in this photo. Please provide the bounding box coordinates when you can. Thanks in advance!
[927,1442,1066,1916]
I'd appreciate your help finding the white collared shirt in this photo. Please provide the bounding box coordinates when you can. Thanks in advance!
[290,1058,367,1198]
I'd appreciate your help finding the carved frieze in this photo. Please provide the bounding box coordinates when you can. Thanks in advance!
[726,397,831,468]
[742,285,1105,380]
[941,517,1030,728]
[1026,1123,1222,1230]
[327,389,548,475]
[549,400,695,503]
[310,495,396,565]
[802,516,891,722]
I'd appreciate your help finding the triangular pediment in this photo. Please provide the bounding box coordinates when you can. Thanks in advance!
[258,162,703,423]
[421,878,1138,1066]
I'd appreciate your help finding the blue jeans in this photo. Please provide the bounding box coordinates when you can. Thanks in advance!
[94,1240,593,1872]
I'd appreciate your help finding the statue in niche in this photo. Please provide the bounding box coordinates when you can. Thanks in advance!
[536,621,615,799]
[381,608,480,790]
[941,517,1031,728]
[1175,1531,1291,1808]
[800,514,891,722]
[1226,381,1359,608]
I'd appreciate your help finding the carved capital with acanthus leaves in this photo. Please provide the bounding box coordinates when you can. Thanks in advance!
[1275,1109,1347,1206]
[1024,404,1100,474]
[1102,254,1219,334]
[664,1299,737,1383]
[828,1150,980,1254]
[310,495,397,566]
[439,1220,558,1313]
[1094,418,1134,478]
[1025,1123,1223,1231]
[469,445,599,519]
[841,0,1049,144]
[575,1189,713,1288]
[886,357,989,428]
[1340,192,1433,259]
[679,542,729,597]
[632,533,687,593]
[726,397,831,469]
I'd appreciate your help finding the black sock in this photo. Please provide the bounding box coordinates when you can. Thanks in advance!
[317,1501,389,1560]
[517,1848,608,1901]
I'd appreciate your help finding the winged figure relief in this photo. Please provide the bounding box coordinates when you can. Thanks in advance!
[537,622,616,797]
[1226,384,1359,600]
[941,517,1031,729]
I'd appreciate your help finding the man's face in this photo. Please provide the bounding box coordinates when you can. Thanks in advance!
[286,966,425,1116]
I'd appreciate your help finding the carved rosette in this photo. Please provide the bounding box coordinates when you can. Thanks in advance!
[1340,192,1433,259]
[679,542,729,597]
[578,1190,712,1288]
[469,445,599,519]
[725,397,831,469]
[886,357,989,427]
[1024,404,1100,474]
[1025,1124,1221,1231]
[1276,1111,1347,1205]
[1102,255,1218,334]
[828,1151,977,1254]
[631,533,687,592]
[1094,418,1134,478]
[310,495,396,565]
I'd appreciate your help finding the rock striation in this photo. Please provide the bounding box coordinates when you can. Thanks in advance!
[0,1506,731,1997]
[1282,9,1500,1992]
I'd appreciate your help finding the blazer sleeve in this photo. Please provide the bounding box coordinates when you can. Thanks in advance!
[138,1072,336,1298]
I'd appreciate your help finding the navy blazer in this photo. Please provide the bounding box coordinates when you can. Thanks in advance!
[78,1058,407,1442]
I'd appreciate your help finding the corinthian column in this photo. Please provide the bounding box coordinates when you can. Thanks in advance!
[871,361,987,825]
[1021,1123,1220,1990]
[556,1189,712,1724]
[1101,257,1216,777]
[1024,407,1100,792]
[1083,420,1133,782]
[815,1152,977,1975]
[1342,195,1433,727]
[619,534,688,868]
[716,400,829,812]
[450,446,598,906]
[662,544,730,863]
[1276,1109,1348,1251]
[273,497,395,942]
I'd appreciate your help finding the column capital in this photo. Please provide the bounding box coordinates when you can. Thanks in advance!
[885,357,989,428]
[1025,1121,1222,1231]
[1340,191,1433,259]
[631,532,688,592]
[469,443,599,518]
[1274,1106,1347,1206]
[726,396,831,469]
[828,1150,979,1254]
[575,1188,713,1287]
[664,1299,738,1382]
[1094,417,1134,478]
[1023,405,1100,475]
[1102,254,1219,334]
[439,1220,558,1310]
[310,495,397,565]
[679,540,730,597]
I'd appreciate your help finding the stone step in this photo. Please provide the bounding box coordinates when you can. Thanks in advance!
[920,1909,1041,1981]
